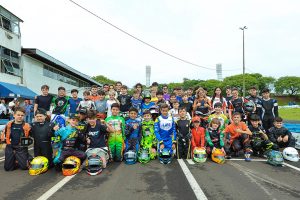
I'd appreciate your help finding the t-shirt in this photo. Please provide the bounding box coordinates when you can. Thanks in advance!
[10,123,24,146]
[118,94,132,112]
[69,98,82,114]
[224,122,248,144]
[52,96,69,115]
[35,95,53,111]
[86,121,107,148]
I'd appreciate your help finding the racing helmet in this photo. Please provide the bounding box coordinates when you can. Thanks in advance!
[193,147,207,163]
[29,156,49,175]
[282,147,299,162]
[267,150,284,166]
[243,101,255,113]
[124,150,137,165]
[159,148,172,164]
[138,148,151,164]
[149,106,159,115]
[143,93,151,100]
[211,148,225,164]
[62,156,81,176]
[85,150,103,176]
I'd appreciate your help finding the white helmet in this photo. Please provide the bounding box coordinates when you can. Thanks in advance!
[282,147,299,162]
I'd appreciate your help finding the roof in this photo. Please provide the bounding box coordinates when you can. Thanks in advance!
[21,48,102,86]
[0,81,37,99]
[0,5,23,22]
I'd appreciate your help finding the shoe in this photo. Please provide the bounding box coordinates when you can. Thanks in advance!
[226,155,231,159]
[244,153,251,162]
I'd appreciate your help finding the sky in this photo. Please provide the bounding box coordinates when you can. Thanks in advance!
[1,0,300,87]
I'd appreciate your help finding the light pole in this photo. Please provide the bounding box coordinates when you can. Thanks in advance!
[240,26,247,97]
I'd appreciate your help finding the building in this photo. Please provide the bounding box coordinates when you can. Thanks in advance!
[0,5,101,100]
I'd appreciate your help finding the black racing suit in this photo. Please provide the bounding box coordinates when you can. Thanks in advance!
[30,122,55,167]
[229,97,246,121]
[268,127,295,148]
[176,119,191,159]
[77,120,88,151]
[259,98,278,132]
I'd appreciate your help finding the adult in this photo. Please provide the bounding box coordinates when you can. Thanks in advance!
[34,85,53,115]
[134,83,143,96]
[211,87,227,114]
[24,100,34,123]
[0,99,7,119]
[69,89,82,115]
[260,88,278,132]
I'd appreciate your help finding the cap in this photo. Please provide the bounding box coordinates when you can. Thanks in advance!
[69,113,79,120]
[192,116,201,123]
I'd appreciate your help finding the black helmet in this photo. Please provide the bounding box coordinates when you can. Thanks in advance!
[243,101,255,112]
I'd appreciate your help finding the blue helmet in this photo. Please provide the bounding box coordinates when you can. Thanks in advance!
[52,115,66,128]
[159,149,172,164]
[267,150,284,166]
[124,150,137,165]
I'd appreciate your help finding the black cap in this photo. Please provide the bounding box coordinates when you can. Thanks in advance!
[79,108,87,114]
[69,113,79,120]
[35,108,47,116]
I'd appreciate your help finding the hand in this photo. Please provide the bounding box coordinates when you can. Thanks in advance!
[172,144,176,150]
[235,128,243,133]
[53,125,59,131]
[86,138,91,144]
[106,123,114,132]
[160,144,165,150]
[282,135,289,143]
[221,147,225,153]
[204,103,209,107]
[133,124,138,129]
[212,147,216,152]
[277,136,282,142]
[197,103,201,107]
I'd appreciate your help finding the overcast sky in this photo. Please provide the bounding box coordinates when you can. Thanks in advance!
[2,0,300,87]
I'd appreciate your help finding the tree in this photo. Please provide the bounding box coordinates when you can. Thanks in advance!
[92,75,116,85]
[196,79,222,96]
[274,76,300,95]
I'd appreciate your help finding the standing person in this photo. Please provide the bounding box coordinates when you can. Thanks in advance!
[246,86,262,117]
[228,88,248,122]
[193,88,211,127]
[225,86,233,112]
[51,87,70,118]
[176,107,191,159]
[187,88,195,103]
[131,89,143,116]
[134,83,143,97]
[105,103,126,162]
[150,89,158,104]
[24,100,34,123]
[125,108,142,153]
[117,85,132,118]
[106,90,119,118]
[2,107,31,171]
[168,93,177,109]
[115,82,122,96]
[190,116,205,158]
[169,100,180,122]
[88,85,100,102]
[211,87,227,114]
[69,89,82,115]
[260,88,278,132]
[162,85,170,101]
[156,91,167,109]
[77,108,88,152]
[30,108,55,168]
[141,94,155,114]
[0,99,7,119]
[95,90,107,120]
[34,85,53,115]
[175,87,183,103]
[77,91,96,111]
[180,93,193,117]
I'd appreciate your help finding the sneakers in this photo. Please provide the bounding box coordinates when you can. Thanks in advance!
[244,153,252,162]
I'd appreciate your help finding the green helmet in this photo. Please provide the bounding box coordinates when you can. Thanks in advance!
[193,147,207,163]
[267,150,283,166]
[138,148,151,164]
[143,93,151,99]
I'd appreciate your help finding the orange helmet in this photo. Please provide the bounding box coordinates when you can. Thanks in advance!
[211,148,225,164]
[62,156,81,176]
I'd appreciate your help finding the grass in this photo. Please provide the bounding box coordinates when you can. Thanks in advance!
[279,108,300,121]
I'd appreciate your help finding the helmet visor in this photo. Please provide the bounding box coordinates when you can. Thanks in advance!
[194,153,207,159]
[31,164,44,169]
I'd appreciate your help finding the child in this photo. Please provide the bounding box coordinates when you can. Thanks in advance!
[268,117,295,148]
[169,100,180,121]
[53,114,86,168]
[156,91,167,108]
[106,90,119,118]
[105,103,125,161]
[168,93,177,109]
[224,112,252,161]
[248,114,278,157]
[95,90,107,120]
[176,107,192,159]
[180,93,193,117]
[208,102,229,131]
[3,107,31,171]
[125,108,142,153]
[154,104,177,158]
[77,91,96,111]
[51,87,70,118]
[85,110,113,168]
[205,118,225,156]
[141,93,155,113]
[191,116,205,158]
[117,85,132,116]
[69,89,82,115]
[77,108,88,151]
[228,88,248,122]
[131,89,143,116]
[88,85,101,102]
[140,110,157,159]
[150,89,158,104]
[30,108,55,168]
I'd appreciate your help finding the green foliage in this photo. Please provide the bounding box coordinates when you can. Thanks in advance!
[279,108,300,121]
[92,75,116,85]
[274,76,300,95]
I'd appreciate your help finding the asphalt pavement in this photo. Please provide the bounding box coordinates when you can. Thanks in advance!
[0,148,299,200]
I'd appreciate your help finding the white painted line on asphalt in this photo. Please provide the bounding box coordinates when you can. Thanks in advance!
[36,175,76,200]
[186,159,195,165]
[0,147,34,162]
[283,163,300,172]
[227,158,267,162]
[178,159,208,200]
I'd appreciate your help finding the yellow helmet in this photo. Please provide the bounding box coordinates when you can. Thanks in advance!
[29,156,49,175]
[211,148,225,164]
[62,156,81,176]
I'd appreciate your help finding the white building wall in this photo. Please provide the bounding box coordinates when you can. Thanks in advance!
[0,72,21,84]
[0,29,21,54]
[21,55,84,96]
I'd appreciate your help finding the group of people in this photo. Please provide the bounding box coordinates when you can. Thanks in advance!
[0,81,297,176]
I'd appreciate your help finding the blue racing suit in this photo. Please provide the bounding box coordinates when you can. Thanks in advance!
[125,118,142,153]
[154,115,177,154]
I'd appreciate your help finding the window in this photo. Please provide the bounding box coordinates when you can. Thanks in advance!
[2,60,14,73]
[0,46,20,77]
[2,17,11,32]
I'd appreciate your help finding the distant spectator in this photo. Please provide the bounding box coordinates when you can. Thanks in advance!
[0,99,7,119]
[24,100,34,123]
